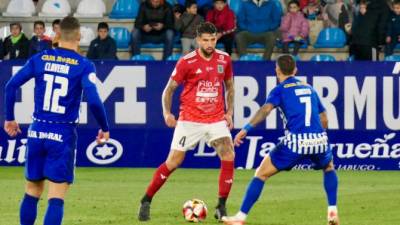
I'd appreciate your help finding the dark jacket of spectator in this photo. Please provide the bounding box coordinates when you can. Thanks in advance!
[387,13,400,38]
[29,36,52,56]
[175,12,204,38]
[351,11,378,46]
[206,4,236,37]
[0,39,4,59]
[357,0,390,45]
[237,0,281,33]
[134,1,174,35]
[87,36,118,60]
[3,33,30,59]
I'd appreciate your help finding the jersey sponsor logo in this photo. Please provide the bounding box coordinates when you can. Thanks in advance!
[27,130,63,142]
[41,54,79,65]
[86,138,123,165]
[196,80,220,101]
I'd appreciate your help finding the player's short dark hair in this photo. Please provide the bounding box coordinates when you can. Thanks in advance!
[288,0,300,7]
[277,54,296,76]
[52,19,61,27]
[34,21,45,28]
[196,22,217,37]
[393,0,400,5]
[185,0,197,8]
[97,22,109,31]
[60,16,80,41]
[9,22,22,31]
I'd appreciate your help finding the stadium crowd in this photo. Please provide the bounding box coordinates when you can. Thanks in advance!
[0,0,396,61]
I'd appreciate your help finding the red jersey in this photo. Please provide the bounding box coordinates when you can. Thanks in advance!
[171,49,233,123]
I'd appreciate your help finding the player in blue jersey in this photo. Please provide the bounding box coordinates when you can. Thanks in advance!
[3,17,110,225]
[222,55,339,225]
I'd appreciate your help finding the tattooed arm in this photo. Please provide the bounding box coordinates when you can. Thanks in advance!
[162,78,179,127]
[224,78,235,129]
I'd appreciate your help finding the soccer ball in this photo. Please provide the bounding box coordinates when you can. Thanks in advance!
[182,199,208,222]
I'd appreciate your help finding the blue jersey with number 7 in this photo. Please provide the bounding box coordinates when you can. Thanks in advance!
[266,76,326,134]
[4,48,108,131]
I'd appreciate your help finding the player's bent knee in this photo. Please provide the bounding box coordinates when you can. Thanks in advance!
[254,156,278,181]
[221,150,235,161]
[47,182,69,200]
[25,181,44,197]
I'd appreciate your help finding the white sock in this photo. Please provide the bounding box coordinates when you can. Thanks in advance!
[328,205,338,212]
[236,211,247,221]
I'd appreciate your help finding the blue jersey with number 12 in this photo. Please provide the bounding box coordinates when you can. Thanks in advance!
[6,48,97,123]
[266,76,326,134]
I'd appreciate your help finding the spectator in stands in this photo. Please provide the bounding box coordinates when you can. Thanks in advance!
[322,0,353,32]
[132,0,175,60]
[349,1,378,60]
[29,21,52,56]
[206,0,236,55]
[236,0,281,60]
[3,22,29,59]
[385,0,400,56]
[302,0,323,20]
[280,0,310,56]
[87,22,118,60]
[175,0,204,54]
[52,19,61,47]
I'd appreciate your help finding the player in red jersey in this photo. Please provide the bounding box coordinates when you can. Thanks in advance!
[138,22,235,222]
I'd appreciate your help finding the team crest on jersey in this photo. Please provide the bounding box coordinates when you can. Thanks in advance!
[217,65,224,74]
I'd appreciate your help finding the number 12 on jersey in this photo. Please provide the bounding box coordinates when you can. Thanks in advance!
[43,74,69,114]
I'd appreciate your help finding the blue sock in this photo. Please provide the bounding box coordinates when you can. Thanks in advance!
[240,177,265,214]
[324,170,338,206]
[20,193,39,225]
[44,198,64,225]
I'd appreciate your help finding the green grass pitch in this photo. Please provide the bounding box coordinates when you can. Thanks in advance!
[0,167,399,225]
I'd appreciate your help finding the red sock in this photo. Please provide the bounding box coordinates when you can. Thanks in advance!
[146,163,173,197]
[219,160,235,198]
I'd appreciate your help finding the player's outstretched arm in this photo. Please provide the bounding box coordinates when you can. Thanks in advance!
[4,59,35,137]
[234,103,274,147]
[224,78,234,129]
[84,86,110,144]
[162,78,179,128]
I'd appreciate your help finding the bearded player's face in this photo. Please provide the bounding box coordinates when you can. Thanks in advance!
[197,33,217,56]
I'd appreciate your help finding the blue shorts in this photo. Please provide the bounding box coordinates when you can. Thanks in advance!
[269,143,333,171]
[25,122,77,184]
